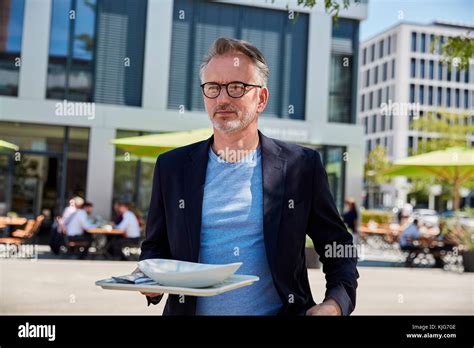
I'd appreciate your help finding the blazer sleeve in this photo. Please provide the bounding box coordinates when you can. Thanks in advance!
[306,150,359,315]
[140,156,171,261]
[139,156,172,307]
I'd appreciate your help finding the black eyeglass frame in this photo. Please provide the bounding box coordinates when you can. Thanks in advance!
[200,81,262,99]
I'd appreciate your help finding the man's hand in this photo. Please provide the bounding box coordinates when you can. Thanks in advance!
[132,267,162,298]
[306,298,342,316]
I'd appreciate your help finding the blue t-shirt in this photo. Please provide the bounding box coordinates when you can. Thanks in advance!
[195,146,282,315]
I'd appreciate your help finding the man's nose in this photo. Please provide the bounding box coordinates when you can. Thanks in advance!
[216,86,232,103]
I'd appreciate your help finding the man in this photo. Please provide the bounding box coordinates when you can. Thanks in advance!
[111,202,141,260]
[65,201,96,259]
[399,218,423,267]
[137,37,358,315]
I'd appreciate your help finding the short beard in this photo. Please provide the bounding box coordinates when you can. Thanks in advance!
[211,110,256,134]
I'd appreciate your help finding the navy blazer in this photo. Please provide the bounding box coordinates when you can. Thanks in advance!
[139,131,358,315]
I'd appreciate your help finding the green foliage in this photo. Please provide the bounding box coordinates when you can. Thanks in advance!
[410,111,474,155]
[364,145,391,185]
[279,0,359,21]
[431,34,474,71]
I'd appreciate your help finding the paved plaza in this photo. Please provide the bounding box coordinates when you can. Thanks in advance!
[1,259,472,315]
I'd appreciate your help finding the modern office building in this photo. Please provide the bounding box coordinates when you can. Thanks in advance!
[0,0,367,220]
[358,21,474,209]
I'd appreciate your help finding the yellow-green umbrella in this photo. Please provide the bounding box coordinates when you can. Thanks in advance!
[383,147,474,210]
[111,128,213,157]
[0,140,19,152]
[0,140,20,151]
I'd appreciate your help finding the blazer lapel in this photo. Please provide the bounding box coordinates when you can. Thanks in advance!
[182,135,213,262]
[260,131,287,269]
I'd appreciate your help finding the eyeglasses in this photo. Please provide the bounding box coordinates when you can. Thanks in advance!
[200,81,262,99]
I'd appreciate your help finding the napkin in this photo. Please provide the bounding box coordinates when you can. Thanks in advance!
[112,272,158,285]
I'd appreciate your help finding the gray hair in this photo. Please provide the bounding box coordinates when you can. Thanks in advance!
[199,37,269,87]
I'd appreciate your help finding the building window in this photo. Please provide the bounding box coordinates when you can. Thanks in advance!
[374,66,378,84]
[389,114,393,129]
[446,88,451,107]
[411,32,417,52]
[411,58,416,78]
[364,117,368,134]
[429,60,434,79]
[329,18,359,123]
[372,114,376,133]
[46,0,147,106]
[365,69,370,87]
[391,59,395,79]
[438,62,443,80]
[377,88,382,108]
[420,33,426,53]
[387,35,391,54]
[465,90,469,108]
[465,68,470,83]
[361,94,365,112]
[428,86,433,105]
[447,64,452,81]
[385,86,389,103]
[363,47,367,65]
[410,84,415,103]
[169,0,308,120]
[437,87,442,106]
[455,89,460,108]
[379,40,384,58]
[381,114,386,131]
[455,68,461,82]
[419,85,424,104]
[370,43,375,62]
[0,0,25,96]
[420,59,425,79]
[382,62,387,81]
[369,91,373,109]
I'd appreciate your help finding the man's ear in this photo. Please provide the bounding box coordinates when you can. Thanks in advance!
[257,87,268,113]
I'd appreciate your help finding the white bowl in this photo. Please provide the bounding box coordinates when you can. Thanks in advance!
[137,259,242,288]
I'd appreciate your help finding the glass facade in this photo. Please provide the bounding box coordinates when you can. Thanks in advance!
[168,0,308,120]
[113,130,154,215]
[0,122,89,218]
[328,19,359,123]
[46,0,147,106]
[0,0,25,96]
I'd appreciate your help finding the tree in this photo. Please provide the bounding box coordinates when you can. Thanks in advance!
[409,111,474,209]
[364,145,390,208]
[278,0,359,20]
[431,34,474,72]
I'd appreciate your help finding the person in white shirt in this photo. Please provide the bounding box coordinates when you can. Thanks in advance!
[110,202,142,260]
[65,202,96,259]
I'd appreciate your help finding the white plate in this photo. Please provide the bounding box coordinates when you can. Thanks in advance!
[138,259,242,288]
[95,274,259,297]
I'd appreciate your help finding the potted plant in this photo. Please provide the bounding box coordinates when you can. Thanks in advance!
[441,216,474,272]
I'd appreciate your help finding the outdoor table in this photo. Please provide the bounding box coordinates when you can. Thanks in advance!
[0,217,27,237]
[86,228,125,259]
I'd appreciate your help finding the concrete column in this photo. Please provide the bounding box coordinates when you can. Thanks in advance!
[18,0,52,100]
[85,127,116,220]
[141,0,174,109]
[305,11,331,134]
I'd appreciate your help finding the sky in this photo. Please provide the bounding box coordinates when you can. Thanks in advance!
[360,0,474,41]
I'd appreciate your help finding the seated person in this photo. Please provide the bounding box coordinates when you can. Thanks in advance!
[399,219,423,266]
[110,202,141,260]
[65,202,96,259]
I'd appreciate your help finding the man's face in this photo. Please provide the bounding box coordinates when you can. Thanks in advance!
[201,52,268,133]
[84,206,93,214]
